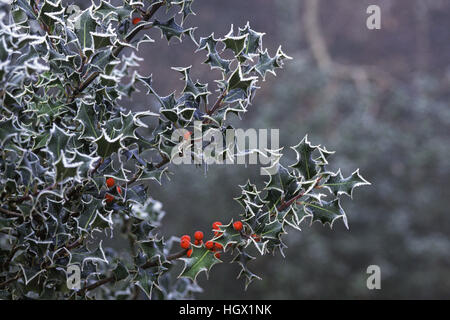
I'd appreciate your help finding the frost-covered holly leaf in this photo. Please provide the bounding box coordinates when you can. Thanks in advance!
[203,50,231,73]
[75,102,100,140]
[0,116,21,144]
[303,198,348,229]
[255,218,285,241]
[54,153,83,182]
[89,48,119,72]
[38,0,64,29]
[125,184,147,205]
[178,246,220,281]
[70,242,108,267]
[172,66,210,100]
[112,261,129,282]
[91,31,116,50]
[73,8,98,53]
[19,264,47,285]
[117,111,156,141]
[93,129,123,158]
[254,49,279,80]
[77,195,103,233]
[232,250,261,290]
[290,135,320,180]
[153,17,191,42]
[322,169,370,198]
[72,150,98,178]
[44,124,75,159]
[173,0,195,23]
[134,265,165,299]
[137,166,168,185]
[196,33,219,52]
[137,237,167,266]
[264,164,296,195]
[227,64,257,92]
[222,25,247,56]
[238,22,264,58]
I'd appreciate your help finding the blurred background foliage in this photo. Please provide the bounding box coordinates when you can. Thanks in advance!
[80,0,450,298]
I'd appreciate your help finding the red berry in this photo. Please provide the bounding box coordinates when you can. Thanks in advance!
[106,177,115,188]
[181,235,190,242]
[105,193,114,203]
[251,234,261,242]
[214,242,223,251]
[132,17,141,25]
[183,131,192,140]
[233,221,243,231]
[194,231,204,241]
[205,241,214,250]
[116,186,122,195]
[180,239,190,249]
[212,221,222,230]
[187,249,193,257]
[214,252,221,259]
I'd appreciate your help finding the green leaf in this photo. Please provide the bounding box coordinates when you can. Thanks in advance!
[322,169,370,198]
[238,22,265,57]
[93,129,123,158]
[45,124,75,159]
[137,237,167,266]
[303,198,348,229]
[54,153,82,182]
[227,64,257,92]
[178,246,220,281]
[112,261,129,282]
[75,102,100,140]
[74,8,98,52]
[134,266,164,299]
[0,117,21,144]
[153,17,191,42]
[223,25,247,56]
[290,135,320,180]
[232,250,261,290]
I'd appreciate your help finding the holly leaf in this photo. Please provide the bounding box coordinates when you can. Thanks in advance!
[73,8,98,53]
[322,169,370,198]
[153,17,191,42]
[303,198,348,229]
[44,124,75,159]
[75,102,100,140]
[178,246,220,281]
[54,153,82,183]
[93,129,123,158]
[222,25,247,56]
[290,135,320,180]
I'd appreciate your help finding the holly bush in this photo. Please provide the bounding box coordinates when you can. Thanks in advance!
[0,0,369,299]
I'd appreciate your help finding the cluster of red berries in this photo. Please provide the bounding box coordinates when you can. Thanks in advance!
[180,231,204,258]
[104,178,122,203]
[179,220,245,259]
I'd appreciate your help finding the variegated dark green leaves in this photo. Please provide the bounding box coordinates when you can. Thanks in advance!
[0,0,203,300]
[0,0,369,300]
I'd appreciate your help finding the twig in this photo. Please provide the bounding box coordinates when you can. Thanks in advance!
[0,207,22,218]
[207,90,227,115]
[79,276,114,295]
[0,272,20,289]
